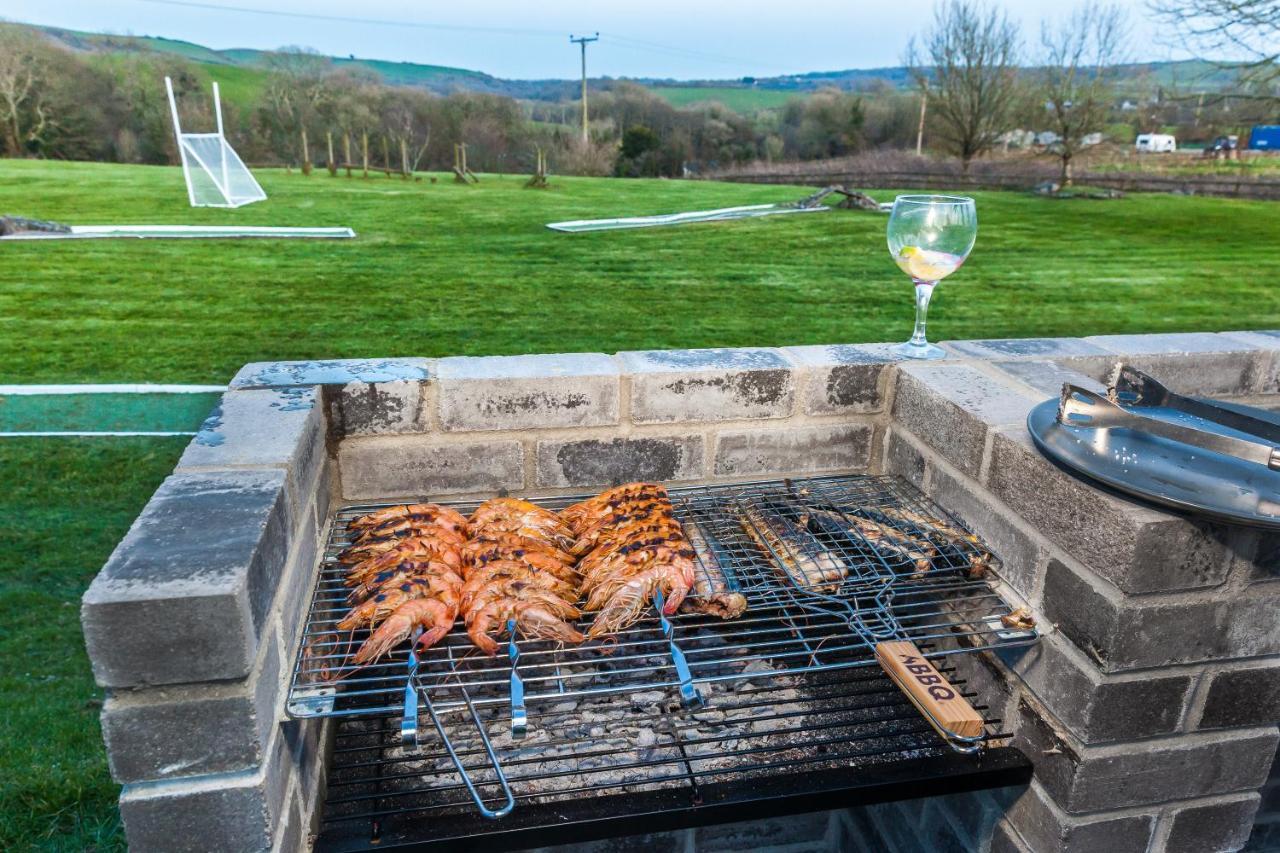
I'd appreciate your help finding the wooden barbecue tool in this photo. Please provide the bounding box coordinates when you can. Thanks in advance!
[876,640,984,741]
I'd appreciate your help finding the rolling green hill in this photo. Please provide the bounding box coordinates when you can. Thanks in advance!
[27,21,1257,112]
[649,86,800,111]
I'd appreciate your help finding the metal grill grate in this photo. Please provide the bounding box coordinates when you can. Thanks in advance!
[316,663,1027,851]
[287,475,1034,721]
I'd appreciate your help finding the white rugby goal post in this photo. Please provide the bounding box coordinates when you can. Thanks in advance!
[165,76,267,208]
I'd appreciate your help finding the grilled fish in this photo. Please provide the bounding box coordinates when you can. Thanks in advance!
[737,502,847,591]
[679,521,747,619]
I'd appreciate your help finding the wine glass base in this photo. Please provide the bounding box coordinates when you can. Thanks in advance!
[893,341,948,360]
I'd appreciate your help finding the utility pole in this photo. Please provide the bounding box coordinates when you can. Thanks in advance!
[570,33,598,144]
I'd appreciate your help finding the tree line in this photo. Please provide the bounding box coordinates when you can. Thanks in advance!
[0,0,1275,183]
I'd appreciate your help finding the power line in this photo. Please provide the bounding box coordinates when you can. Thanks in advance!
[133,0,565,38]
[132,0,795,75]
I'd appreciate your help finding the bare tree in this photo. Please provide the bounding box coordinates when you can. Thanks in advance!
[1149,0,1279,91]
[0,24,52,156]
[907,1,1022,171]
[260,47,332,168]
[1040,4,1128,185]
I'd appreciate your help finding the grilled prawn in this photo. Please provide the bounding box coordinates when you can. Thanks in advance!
[351,597,456,666]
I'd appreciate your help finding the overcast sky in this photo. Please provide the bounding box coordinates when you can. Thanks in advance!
[6,0,1190,79]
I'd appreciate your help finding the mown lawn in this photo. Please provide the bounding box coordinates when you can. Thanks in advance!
[0,437,188,851]
[2,159,1279,849]
[4,159,1278,384]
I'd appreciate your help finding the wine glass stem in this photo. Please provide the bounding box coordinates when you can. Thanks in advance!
[909,279,936,346]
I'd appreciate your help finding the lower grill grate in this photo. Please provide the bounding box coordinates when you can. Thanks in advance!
[317,663,1026,851]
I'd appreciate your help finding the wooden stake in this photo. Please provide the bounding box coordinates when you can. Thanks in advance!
[381,136,390,178]
[361,132,369,178]
[343,133,352,177]
[400,138,409,179]
[300,127,311,176]
[326,131,336,176]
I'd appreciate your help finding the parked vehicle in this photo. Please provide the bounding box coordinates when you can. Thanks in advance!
[1248,126,1280,150]
[1135,133,1177,153]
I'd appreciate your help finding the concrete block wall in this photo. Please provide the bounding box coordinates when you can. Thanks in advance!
[81,383,337,852]
[82,332,1280,851]
[881,331,1280,853]
[311,345,898,500]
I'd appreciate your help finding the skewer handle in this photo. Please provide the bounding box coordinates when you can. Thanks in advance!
[876,641,984,747]
[507,619,527,739]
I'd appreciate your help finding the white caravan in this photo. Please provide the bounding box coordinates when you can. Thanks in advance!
[1135,133,1177,153]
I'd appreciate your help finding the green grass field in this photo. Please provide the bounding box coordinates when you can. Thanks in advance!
[3,159,1279,849]
[648,85,798,111]
[4,159,1278,384]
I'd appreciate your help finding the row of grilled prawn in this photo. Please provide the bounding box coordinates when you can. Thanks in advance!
[330,484,720,667]
[331,499,587,665]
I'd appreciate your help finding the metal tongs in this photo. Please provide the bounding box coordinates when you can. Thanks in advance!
[1057,370,1280,471]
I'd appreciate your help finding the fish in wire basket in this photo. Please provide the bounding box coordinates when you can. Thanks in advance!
[679,520,748,619]
[735,501,849,592]
[808,504,994,579]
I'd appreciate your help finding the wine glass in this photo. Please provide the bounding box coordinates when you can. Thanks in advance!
[886,195,978,360]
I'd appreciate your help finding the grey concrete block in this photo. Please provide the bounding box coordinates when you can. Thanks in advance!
[1012,697,1279,813]
[283,716,331,820]
[101,626,283,784]
[437,353,620,431]
[987,359,1106,399]
[712,424,873,477]
[339,437,523,499]
[1198,664,1280,730]
[323,379,426,436]
[277,513,322,654]
[619,347,796,423]
[783,343,899,415]
[1166,794,1262,853]
[536,435,704,488]
[991,820,1032,853]
[82,470,289,687]
[119,744,290,853]
[177,388,325,534]
[1009,632,1190,743]
[926,464,1048,601]
[1005,781,1155,853]
[230,357,432,389]
[883,426,927,489]
[1043,557,1280,671]
[945,337,1112,361]
[987,428,1233,594]
[892,362,1040,479]
[1084,332,1267,395]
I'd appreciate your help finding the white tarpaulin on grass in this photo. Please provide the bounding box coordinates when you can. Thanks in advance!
[0,225,356,240]
[546,203,829,233]
[166,76,267,208]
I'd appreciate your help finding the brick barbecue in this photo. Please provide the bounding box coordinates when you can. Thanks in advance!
[81,331,1280,852]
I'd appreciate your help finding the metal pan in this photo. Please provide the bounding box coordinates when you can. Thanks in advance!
[1027,396,1280,529]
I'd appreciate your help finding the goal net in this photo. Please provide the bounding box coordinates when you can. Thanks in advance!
[165,77,266,208]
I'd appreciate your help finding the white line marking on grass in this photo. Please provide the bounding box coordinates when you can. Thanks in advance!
[0,384,226,395]
[0,431,197,437]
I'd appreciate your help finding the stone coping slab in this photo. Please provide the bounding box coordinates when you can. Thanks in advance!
[230,358,432,389]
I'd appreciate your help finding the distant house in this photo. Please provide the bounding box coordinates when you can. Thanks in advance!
[1249,126,1280,150]
[1081,132,1104,147]
[1035,130,1061,146]
[997,129,1036,149]
[1120,100,1138,111]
